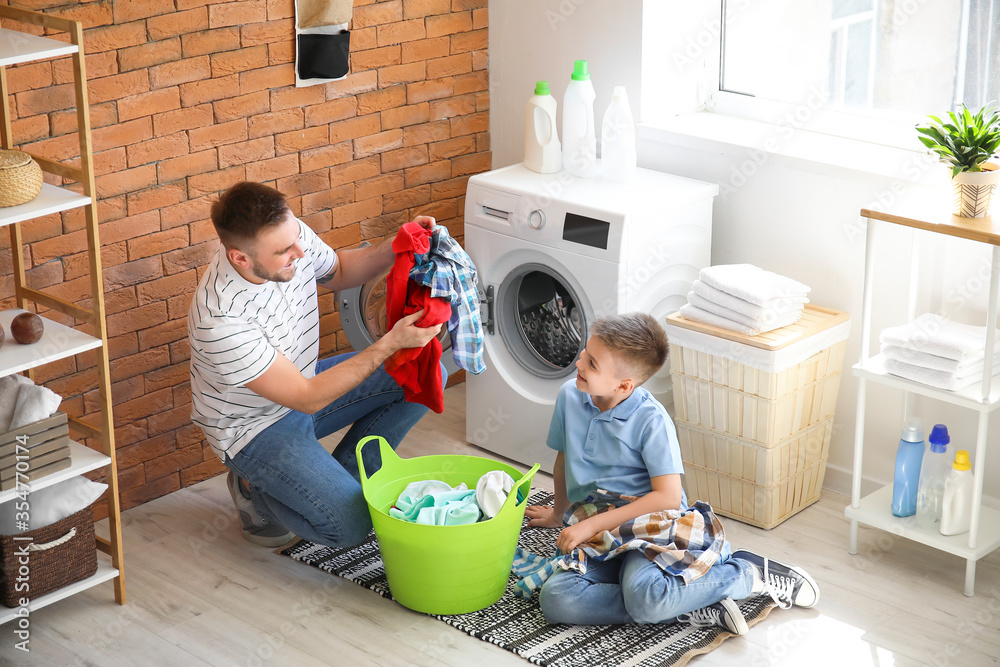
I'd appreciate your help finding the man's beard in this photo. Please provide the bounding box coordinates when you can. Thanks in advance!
[250,257,296,283]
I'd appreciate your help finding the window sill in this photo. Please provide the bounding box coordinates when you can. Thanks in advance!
[638,111,950,188]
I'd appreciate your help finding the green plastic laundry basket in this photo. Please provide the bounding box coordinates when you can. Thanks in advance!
[356,435,539,615]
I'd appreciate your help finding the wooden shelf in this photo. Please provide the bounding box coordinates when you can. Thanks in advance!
[0,441,110,505]
[0,559,118,625]
[0,184,90,229]
[0,309,102,379]
[1,6,125,618]
[861,208,1000,246]
[845,485,1000,560]
[0,27,77,67]
[854,355,1000,412]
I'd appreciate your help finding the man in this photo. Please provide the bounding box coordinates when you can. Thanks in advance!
[188,181,445,548]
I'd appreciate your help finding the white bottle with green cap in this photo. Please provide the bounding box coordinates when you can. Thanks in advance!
[524,81,561,174]
[562,60,597,178]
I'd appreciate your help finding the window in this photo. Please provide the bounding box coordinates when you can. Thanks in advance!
[720,0,1000,119]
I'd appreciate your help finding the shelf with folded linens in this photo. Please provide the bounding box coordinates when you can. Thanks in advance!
[0,5,125,617]
[847,208,1000,596]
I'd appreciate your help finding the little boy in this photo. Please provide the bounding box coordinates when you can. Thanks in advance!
[525,312,820,634]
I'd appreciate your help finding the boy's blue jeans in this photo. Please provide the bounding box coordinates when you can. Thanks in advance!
[539,542,756,624]
[225,352,447,549]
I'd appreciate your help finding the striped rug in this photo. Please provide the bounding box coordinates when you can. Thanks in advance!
[280,491,776,667]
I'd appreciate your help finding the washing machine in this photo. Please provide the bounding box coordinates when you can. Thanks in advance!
[465,164,718,472]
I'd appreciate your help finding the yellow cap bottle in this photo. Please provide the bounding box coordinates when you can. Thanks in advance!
[952,450,972,471]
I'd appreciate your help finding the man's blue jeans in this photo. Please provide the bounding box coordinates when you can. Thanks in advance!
[538,543,755,624]
[225,352,447,549]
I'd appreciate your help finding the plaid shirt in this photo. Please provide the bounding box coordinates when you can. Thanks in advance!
[410,226,486,374]
[512,491,727,598]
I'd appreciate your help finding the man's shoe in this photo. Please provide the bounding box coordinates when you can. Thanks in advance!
[732,548,820,609]
[676,597,749,635]
[226,471,294,547]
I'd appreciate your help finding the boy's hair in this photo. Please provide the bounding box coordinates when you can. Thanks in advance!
[589,312,669,385]
[210,182,290,251]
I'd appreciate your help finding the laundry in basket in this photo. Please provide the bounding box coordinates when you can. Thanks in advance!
[356,436,538,615]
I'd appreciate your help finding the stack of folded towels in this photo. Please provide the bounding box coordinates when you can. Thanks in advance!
[880,313,1000,391]
[679,264,811,336]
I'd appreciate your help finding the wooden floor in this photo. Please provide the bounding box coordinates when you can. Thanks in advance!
[6,384,1000,666]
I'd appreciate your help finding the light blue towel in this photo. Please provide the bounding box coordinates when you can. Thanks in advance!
[390,480,481,526]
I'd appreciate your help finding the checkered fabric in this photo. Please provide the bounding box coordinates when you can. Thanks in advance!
[512,491,727,599]
[410,226,486,374]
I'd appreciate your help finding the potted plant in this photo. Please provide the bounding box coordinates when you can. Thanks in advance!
[916,104,1000,218]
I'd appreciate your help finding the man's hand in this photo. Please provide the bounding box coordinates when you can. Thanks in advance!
[412,215,436,231]
[525,504,563,529]
[383,309,442,352]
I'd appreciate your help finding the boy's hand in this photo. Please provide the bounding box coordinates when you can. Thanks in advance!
[557,522,598,555]
[525,505,562,528]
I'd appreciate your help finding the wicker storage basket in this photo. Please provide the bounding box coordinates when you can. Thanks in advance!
[0,505,97,607]
[0,150,43,208]
[667,305,850,529]
[678,417,833,529]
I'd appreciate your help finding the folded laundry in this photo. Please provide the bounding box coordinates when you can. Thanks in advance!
[691,280,808,320]
[679,303,802,336]
[699,264,810,307]
[881,344,1000,375]
[879,313,1000,362]
[686,291,804,328]
[884,357,1000,391]
[0,374,32,433]
[10,383,62,431]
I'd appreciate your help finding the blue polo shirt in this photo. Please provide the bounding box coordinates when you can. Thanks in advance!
[547,379,686,509]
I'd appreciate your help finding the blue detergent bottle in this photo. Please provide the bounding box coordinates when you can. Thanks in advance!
[892,418,925,517]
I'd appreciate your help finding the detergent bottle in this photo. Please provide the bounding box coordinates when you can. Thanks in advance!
[601,85,637,181]
[915,424,951,530]
[562,60,597,178]
[891,418,924,517]
[940,450,975,536]
[523,81,561,174]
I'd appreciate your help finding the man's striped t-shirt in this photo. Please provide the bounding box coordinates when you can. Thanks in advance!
[188,218,337,460]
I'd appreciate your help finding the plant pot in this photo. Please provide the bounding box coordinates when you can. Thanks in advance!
[952,162,1000,218]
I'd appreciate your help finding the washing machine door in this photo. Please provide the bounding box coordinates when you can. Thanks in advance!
[488,262,587,380]
[338,264,459,375]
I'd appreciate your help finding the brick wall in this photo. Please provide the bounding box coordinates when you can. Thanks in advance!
[0,0,490,513]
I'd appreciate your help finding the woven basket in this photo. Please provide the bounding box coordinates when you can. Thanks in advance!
[0,149,43,208]
[0,505,97,607]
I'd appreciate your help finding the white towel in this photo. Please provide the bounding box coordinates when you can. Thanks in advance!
[884,357,1000,392]
[475,470,516,519]
[0,374,33,433]
[879,313,1000,362]
[9,383,62,431]
[687,291,804,328]
[691,280,808,320]
[880,344,1000,374]
[699,264,810,307]
[679,303,802,336]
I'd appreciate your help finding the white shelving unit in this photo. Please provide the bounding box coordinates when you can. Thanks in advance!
[846,208,1000,596]
[0,6,125,616]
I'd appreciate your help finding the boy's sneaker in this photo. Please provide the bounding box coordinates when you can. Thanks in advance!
[676,597,749,635]
[227,471,294,547]
[732,548,820,609]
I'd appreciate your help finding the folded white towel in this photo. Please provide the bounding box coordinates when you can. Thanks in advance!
[699,264,810,307]
[9,384,62,431]
[879,313,1000,362]
[881,344,1000,374]
[687,291,804,328]
[0,374,33,433]
[691,280,808,320]
[884,357,1000,391]
[679,303,802,336]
